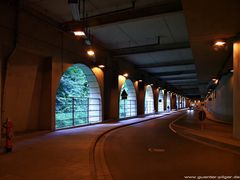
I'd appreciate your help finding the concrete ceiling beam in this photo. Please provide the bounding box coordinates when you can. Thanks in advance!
[64,1,182,29]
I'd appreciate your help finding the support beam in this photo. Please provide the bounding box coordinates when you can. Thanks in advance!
[137,60,194,69]
[112,42,190,56]
[162,76,197,81]
[233,41,240,139]
[65,1,182,29]
[153,70,196,76]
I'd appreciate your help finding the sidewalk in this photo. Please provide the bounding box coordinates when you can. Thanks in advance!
[171,110,240,154]
[0,111,179,180]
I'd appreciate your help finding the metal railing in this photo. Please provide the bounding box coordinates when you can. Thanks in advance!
[119,100,137,118]
[56,97,101,129]
[145,100,154,114]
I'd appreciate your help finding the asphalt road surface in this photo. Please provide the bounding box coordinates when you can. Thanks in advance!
[103,111,240,180]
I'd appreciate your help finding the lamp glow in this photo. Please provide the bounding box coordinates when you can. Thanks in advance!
[139,80,142,82]
[98,65,105,69]
[87,50,95,56]
[214,40,226,46]
[73,31,86,37]
[123,73,128,78]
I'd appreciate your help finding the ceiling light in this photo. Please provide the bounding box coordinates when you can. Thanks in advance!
[98,65,105,69]
[73,30,86,37]
[123,73,128,78]
[87,50,95,56]
[214,40,226,47]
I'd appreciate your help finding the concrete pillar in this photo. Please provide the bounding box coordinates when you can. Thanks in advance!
[154,87,159,113]
[0,45,2,145]
[137,82,144,115]
[233,41,240,139]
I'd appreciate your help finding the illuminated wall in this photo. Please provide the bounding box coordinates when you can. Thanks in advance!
[119,79,137,118]
[166,92,171,111]
[144,85,154,114]
[158,90,164,112]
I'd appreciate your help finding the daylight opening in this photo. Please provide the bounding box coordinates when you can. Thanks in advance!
[55,64,102,129]
[144,85,154,114]
[119,79,137,118]
[158,90,164,112]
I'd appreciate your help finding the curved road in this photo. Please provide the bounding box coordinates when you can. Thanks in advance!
[103,111,240,180]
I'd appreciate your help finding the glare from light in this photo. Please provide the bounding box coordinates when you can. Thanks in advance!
[123,73,128,78]
[87,50,95,56]
[98,65,105,69]
[214,40,226,46]
[230,69,234,73]
[73,31,86,37]
[212,78,217,81]
[139,79,142,82]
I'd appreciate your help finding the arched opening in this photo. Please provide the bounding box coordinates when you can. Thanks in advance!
[119,79,137,118]
[166,92,171,111]
[55,64,102,129]
[183,97,186,108]
[144,85,154,114]
[176,95,179,109]
[158,90,164,112]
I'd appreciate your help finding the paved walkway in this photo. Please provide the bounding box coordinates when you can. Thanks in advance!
[172,110,240,154]
[0,111,176,180]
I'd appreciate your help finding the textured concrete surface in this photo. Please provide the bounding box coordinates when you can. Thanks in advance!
[104,111,240,180]
[172,110,240,153]
[0,112,175,180]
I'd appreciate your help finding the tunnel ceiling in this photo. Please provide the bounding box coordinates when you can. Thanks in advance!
[21,0,240,99]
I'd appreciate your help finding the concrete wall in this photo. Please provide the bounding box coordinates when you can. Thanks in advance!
[205,73,233,123]
[3,49,51,133]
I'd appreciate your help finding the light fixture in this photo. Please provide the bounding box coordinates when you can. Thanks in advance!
[73,30,86,37]
[123,73,128,78]
[138,79,142,82]
[214,40,226,47]
[212,78,217,81]
[150,84,153,86]
[230,69,234,73]
[87,50,95,56]
[98,65,105,69]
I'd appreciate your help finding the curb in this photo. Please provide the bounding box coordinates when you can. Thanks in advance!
[89,111,183,179]
[170,122,240,155]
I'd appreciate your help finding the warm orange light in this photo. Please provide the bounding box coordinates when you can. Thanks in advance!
[214,40,226,46]
[98,65,105,69]
[73,30,86,37]
[87,50,95,56]
[123,73,128,78]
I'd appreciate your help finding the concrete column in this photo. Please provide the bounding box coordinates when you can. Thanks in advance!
[137,82,144,115]
[233,41,240,139]
[154,87,159,113]
[0,45,2,145]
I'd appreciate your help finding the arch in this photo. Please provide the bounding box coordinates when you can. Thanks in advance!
[166,91,171,111]
[119,79,137,118]
[176,95,179,109]
[55,64,102,129]
[158,90,164,112]
[144,85,154,114]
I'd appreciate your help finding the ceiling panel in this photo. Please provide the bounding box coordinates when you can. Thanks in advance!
[163,12,189,42]
[148,48,193,63]
[143,64,195,73]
